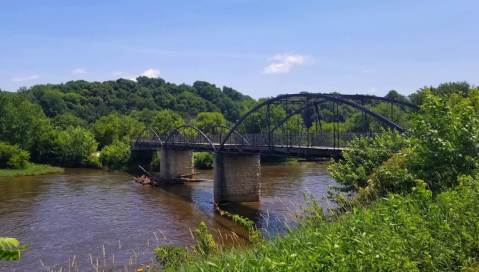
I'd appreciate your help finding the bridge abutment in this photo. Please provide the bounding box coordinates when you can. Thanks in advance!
[160,148,194,180]
[214,153,261,203]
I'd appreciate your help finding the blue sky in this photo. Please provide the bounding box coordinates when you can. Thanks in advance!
[1,0,478,98]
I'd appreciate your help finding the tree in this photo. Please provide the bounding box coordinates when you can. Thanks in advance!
[195,112,226,131]
[0,91,50,151]
[39,91,68,118]
[151,110,185,135]
[54,126,98,167]
[118,115,146,141]
[52,114,87,129]
[90,114,121,150]
[100,137,131,170]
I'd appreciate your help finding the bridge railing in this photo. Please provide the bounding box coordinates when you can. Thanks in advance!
[133,132,381,151]
[217,132,381,149]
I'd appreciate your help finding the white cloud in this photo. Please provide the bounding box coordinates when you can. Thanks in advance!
[111,71,124,75]
[72,68,86,74]
[369,87,377,93]
[141,68,161,78]
[11,75,39,82]
[362,69,376,74]
[263,53,310,74]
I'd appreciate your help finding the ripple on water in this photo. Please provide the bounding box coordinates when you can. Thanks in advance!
[0,164,336,271]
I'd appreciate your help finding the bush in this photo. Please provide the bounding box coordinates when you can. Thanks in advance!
[194,152,214,169]
[328,129,408,195]
[100,138,131,171]
[54,126,98,167]
[0,142,30,169]
[150,151,161,172]
[174,179,479,271]
[409,92,479,191]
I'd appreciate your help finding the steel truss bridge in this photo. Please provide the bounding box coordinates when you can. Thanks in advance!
[131,93,419,159]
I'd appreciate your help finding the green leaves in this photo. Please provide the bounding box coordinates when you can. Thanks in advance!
[0,142,30,169]
[100,137,131,171]
[0,237,28,261]
[328,129,408,195]
[54,126,98,167]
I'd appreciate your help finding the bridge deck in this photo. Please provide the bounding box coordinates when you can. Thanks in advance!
[132,142,347,158]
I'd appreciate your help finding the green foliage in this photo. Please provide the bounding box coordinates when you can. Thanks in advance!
[173,179,479,271]
[54,126,98,167]
[52,114,87,129]
[19,78,253,124]
[0,237,28,261]
[409,81,472,105]
[154,245,189,269]
[90,114,121,150]
[39,90,68,117]
[408,91,479,191]
[194,152,214,169]
[151,110,185,135]
[0,91,50,151]
[193,222,217,257]
[0,142,30,169]
[100,138,131,171]
[195,112,226,131]
[214,203,263,244]
[260,156,297,165]
[153,221,216,270]
[0,164,63,177]
[150,151,161,172]
[328,129,408,194]
[90,114,145,150]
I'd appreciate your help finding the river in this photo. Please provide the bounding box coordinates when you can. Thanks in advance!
[0,164,336,271]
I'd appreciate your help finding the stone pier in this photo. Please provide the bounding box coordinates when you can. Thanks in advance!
[214,153,261,203]
[160,148,194,180]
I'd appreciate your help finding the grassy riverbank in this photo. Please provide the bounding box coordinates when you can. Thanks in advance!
[0,163,63,177]
[158,179,479,271]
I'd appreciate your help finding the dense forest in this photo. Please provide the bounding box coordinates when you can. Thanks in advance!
[0,77,474,172]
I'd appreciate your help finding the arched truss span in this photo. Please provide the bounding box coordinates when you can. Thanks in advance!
[165,125,217,152]
[269,101,328,134]
[202,125,251,145]
[219,93,419,150]
[135,127,163,147]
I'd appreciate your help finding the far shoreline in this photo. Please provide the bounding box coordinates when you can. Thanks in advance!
[0,164,64,177]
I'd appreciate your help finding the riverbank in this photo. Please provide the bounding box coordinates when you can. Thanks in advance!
[158,179,479,271]
[0,163,63,177]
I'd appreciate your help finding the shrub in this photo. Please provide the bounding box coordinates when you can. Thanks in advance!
[409,92,479,191]
[54,126,98,167]
[328,129,408,195]
[174,179,479,271]
[0,142,30,169]
[100,138,131,170]
[154,245,188,269]
[194,152,214,169]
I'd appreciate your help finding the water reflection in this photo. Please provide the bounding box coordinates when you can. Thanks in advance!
[0,164,336,271]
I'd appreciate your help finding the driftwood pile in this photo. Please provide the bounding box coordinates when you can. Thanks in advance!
[133,165,211,187]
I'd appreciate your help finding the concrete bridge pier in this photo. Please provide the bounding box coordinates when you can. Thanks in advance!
[160,147,194,180]
[214,153,261,203]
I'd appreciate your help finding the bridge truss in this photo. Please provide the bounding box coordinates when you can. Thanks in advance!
[132,93,419,159]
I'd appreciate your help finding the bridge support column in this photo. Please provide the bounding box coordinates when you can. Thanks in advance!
[160,148,194,180]
[214,153,261,203]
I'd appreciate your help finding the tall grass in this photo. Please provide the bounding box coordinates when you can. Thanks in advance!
[159,177,479,271]
[0,163,63,177]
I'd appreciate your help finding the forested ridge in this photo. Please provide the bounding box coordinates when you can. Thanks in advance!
[0,78,474,171]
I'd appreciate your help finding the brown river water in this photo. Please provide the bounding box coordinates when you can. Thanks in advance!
[0,164,336,271]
